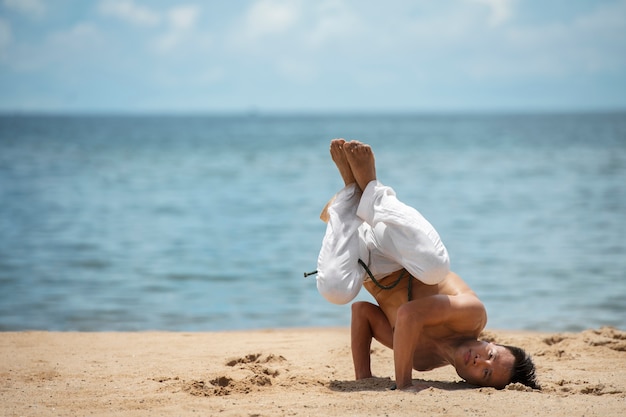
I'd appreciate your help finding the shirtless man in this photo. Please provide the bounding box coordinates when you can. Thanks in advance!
[316,139,539,391]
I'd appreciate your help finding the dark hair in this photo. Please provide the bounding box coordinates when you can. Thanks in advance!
[500,344,541,390]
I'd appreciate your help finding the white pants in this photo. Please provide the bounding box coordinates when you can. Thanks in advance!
[316,180,450,305]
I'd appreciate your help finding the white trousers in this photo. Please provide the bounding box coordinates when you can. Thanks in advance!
[316,180,450,305]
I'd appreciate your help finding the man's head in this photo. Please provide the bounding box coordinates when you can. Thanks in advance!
[453,340,540,390]
[500,344,541,390]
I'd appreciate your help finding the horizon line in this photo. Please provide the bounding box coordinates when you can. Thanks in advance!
[1,107,625,118]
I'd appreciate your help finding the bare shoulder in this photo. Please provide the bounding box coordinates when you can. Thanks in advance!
[440,272,486,329]
[405,271,487,333]
[405,292,486,341]
[436,271,477,297]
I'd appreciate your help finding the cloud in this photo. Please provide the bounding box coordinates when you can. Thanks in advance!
[96,1,204,54]
[2,0,45,19]
[48,22,103,47]
[154,5,203,53]
[306,0,362,47]
[2,0,625,112]
[236,0,300,41]
[168,5,199,30]
[44,23,107,72]
[231,0,365,50]
[5,21,107,73]
[98,0,161,27]
[474,0,626,77]
[227,0,367,79]
[468,0,515,27]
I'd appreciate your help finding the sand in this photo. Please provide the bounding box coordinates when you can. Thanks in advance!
[1,327,625,416]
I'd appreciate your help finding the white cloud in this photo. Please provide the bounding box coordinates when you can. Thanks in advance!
[168,5,199,30]
[48,22,102,46]
[457,0,626,81]
[45,23,107,70]
[3,0,45,19]
[468,0,515,27]
[223,0,626,86]
[227,0,367,73]
[3,0,624,112]
[239,0,300,39]
[154,5,204,53]
[96,1,204,54]
[232,0,363,49]
[4,21,107,73]
[306,0,362,47]
[154,32,179,52]
[98,0,161,27]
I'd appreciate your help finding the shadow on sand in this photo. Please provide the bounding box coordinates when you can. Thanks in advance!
[329,377,474,393]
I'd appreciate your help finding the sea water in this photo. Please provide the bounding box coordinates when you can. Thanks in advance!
[0,113,624,332]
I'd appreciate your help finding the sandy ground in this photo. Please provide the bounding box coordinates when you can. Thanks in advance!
[1,327,625,416]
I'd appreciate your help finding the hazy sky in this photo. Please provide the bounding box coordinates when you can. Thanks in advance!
[1,0,625,113]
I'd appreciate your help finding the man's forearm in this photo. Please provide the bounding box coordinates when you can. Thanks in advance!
[393,310,423,389]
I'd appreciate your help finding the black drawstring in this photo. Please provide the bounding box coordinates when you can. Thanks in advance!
[358,259,412,302]
[304,259,413,302]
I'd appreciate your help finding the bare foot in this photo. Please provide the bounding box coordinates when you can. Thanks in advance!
[343,140,376,191]
[330,138,356,186]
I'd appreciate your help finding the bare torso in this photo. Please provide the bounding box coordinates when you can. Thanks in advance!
[364,270,487,371]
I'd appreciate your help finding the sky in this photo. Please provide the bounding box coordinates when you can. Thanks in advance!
[0,0,625,114]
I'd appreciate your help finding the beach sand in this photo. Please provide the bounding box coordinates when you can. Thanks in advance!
[1,327,624,416]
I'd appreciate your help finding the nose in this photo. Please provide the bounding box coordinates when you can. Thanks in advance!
[474,355,488,366]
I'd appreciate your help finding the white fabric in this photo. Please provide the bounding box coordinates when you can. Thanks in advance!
[316,180,450,305]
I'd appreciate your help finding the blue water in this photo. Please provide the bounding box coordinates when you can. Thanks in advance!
[0,113,624,332]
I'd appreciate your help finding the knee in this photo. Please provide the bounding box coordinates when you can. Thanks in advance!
[351,302,381,329]
[351,301,372,319]
[395,303,416,328]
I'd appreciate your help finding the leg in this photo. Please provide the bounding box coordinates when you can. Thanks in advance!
[316,141,369,305]
[319,139,356,223]
[343,141,377,192]
[343,140,449,285]
[351,301,393,380]
[330,138,356,187]
[357,181,450,286]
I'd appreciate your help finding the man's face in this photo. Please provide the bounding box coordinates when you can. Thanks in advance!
[454,340,515,388]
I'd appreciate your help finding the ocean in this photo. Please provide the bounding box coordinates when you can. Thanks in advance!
[0,113,624,332]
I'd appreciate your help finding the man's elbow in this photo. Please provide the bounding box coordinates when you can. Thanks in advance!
[395,303,420,325]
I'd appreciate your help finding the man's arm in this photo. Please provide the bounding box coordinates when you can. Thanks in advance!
[351,301,393,379]
[392,293,486,389]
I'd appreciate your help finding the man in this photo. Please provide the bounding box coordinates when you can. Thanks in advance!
[316,139,539,391]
